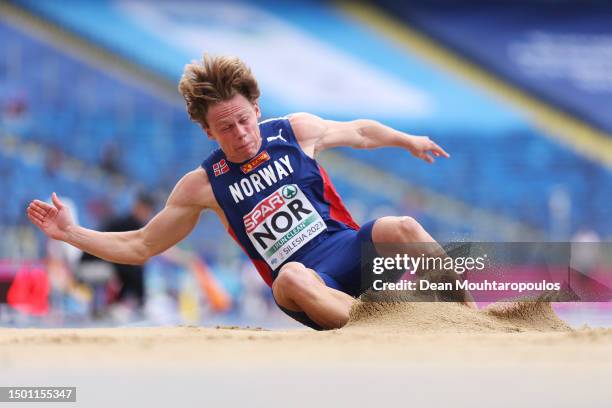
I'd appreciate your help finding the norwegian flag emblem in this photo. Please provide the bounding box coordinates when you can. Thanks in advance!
[213,159,229,177]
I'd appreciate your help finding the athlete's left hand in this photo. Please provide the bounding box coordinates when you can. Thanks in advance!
[406,136,450,164]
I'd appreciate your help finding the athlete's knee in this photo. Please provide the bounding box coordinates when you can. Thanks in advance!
[376,215,423,242]
[396,216,422,239]
[273,262,320,298]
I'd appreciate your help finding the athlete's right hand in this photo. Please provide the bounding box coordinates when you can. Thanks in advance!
[27,192,75,241]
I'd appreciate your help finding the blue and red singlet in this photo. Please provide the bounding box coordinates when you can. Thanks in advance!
[202,117,375,300]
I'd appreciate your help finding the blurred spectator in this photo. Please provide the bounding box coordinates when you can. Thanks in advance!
[100,142,122,176]
[80,192,155,313]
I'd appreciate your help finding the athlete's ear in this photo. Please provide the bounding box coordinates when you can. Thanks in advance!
[253,101,261,119]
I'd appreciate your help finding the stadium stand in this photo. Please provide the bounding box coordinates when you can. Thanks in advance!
[2,0,611,248]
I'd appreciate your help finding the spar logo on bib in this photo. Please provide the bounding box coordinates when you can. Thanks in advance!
[282,185,297,199]
[243,184,327,268]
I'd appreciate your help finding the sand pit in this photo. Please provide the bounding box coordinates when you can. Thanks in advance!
[1,299,611,406]
[347,295,571,333]
[1,299,609,369]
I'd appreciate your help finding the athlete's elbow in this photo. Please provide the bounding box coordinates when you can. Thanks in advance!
[130,254,150,265]
[129,238,153,265]
[130,245,153,265]
[126,227,159,264]
[354,120,382,149]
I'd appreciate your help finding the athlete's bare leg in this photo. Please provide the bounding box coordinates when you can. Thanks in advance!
[272,262,355,330]
[371,216,477,307]
[371,216,442,255]
[274,217,475,330]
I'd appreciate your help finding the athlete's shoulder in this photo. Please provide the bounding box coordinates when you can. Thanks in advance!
[287,112,320,121]
[170,167,215,209]
[286,113,327,156]
[259,112,325,143]
[287,112,326,137]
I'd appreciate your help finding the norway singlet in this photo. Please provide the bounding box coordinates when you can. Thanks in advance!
[201,117,360,287]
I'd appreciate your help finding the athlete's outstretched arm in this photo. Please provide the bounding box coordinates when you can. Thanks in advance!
[289,112,449,164]
[27,169,210,265]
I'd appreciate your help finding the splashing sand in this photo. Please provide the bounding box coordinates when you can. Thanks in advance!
[346,290,570,333]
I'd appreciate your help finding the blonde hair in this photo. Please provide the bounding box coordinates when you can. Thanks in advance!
[178,55,260,128]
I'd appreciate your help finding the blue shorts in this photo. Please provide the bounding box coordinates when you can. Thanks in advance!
[272,220,377,330]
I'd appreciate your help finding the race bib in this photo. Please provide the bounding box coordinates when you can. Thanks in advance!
[243,184,327,269]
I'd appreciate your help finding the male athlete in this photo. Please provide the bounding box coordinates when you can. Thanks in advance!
[27,55,454,330]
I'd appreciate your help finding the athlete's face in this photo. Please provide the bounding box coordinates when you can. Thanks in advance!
[205,94,262,163]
